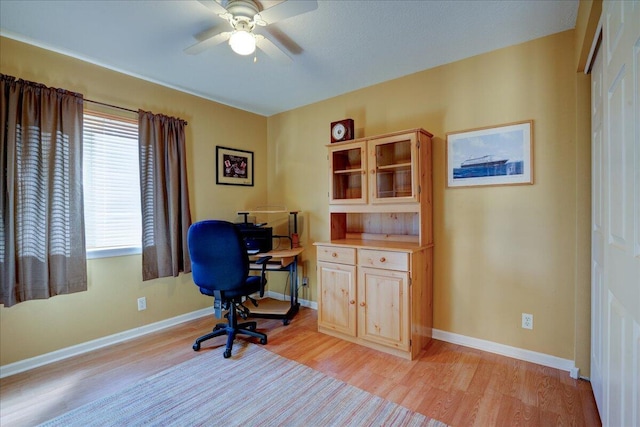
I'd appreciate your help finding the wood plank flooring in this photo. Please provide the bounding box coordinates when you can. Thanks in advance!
[0,307,601,426]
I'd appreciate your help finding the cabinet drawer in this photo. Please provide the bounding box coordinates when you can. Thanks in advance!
[358,249,409,271]
[317,246,356,265]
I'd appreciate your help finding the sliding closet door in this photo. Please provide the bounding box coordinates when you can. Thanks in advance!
[590,38,605,417]
[592,1,640,425]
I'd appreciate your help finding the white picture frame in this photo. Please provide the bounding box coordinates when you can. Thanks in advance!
[446,120,533,188]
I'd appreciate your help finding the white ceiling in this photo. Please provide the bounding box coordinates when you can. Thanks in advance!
[0,0,578,117]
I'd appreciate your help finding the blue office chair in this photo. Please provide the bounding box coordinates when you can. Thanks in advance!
[188,220,271,358]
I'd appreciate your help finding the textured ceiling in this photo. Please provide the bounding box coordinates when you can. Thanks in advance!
[0,0,578,116]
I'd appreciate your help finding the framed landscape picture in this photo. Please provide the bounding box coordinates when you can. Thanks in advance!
[446,120,533,188]
[216,146,254,186]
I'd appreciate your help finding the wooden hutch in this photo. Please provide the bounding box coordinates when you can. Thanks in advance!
[314,128,433,360]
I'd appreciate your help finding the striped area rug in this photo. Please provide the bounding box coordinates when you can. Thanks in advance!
[39,343,447,427]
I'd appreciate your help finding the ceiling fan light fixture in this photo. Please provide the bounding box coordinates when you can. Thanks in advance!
[229,30,256,55]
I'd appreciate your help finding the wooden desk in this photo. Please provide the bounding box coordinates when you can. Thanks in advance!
[248,247,304,325]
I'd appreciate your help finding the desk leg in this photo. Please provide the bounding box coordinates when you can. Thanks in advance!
[283,256,300,325]
[291,257,297,306]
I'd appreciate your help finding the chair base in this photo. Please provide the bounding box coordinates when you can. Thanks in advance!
[193,304,267,358]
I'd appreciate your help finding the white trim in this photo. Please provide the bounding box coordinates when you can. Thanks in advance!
[265,290,317,310]
[6,304,579,380]
[86,246,142,259]
[570,366,580,379]
[0,308,211,379]
[585,15,603,75]
[432,329,578,376]
[0,295,316,379]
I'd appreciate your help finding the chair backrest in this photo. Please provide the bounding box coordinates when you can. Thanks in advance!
[187,220,249,292]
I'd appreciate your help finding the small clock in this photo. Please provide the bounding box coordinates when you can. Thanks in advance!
[330,119,354,143]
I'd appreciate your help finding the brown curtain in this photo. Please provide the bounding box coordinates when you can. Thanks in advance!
[138,110,192,281]
[0,74,87,307]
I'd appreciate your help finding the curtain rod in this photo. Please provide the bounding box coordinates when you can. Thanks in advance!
[85,98,138,114]
[84,98,138,114]
[84,98,188,125]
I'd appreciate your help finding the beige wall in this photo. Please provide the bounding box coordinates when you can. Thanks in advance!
[1,18,596,373]
[0,37,268,365]
[267,29,591,366]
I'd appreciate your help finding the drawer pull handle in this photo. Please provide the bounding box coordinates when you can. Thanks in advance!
[379,257,386,263]
[359,302,366,307]
[349,300,355,305]
[331,252,337,257]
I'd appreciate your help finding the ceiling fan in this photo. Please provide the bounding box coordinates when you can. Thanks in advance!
[185,0,318,63]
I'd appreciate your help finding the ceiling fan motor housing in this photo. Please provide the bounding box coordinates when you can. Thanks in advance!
[226,0,261,23]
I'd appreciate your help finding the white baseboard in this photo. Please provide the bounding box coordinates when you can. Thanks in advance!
[0,308,211,379]
[432,329,578,377]
[264,290,317,310]
[1,294,315,379]
[3,304,577,380]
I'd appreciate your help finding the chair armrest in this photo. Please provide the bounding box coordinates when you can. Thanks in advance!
[255,256,272,265]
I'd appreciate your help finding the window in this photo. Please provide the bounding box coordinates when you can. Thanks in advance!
[83,111,141,258]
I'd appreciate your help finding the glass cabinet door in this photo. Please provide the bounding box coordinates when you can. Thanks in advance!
[369,133,419,203]
[329,142,367,204]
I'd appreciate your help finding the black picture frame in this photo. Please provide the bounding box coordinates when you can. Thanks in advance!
[216,146,254,186]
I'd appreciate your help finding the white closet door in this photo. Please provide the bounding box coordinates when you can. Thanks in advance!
[592,1,640,425]
[590,34,605,417]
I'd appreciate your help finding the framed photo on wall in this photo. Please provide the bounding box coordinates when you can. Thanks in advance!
[216,146,254,186]
[446,120,533,188]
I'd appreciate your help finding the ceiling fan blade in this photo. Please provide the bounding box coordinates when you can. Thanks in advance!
[256,35,292,65]
[197,0,228,16]
[262,26,303,55]
[194,25,227,42]
[257,0,318,25]
[185,31,231,55]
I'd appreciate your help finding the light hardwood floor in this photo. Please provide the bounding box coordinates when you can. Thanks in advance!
[1,307,601,426]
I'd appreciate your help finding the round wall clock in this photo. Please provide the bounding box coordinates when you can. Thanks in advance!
[330,119,354,143]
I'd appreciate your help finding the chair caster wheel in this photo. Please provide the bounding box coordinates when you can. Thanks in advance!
[260,338,267,345]
[223,349,232,358]
[248,325,256,331]
[193,343,200,351]
[283,319,290,326]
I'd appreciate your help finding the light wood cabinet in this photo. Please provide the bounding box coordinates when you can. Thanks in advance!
[316,243,430,359]
[368,132,419,204]
[316,128,433,360]
[358,263,410,351]
[328,131,422,206]
[328,141,367,204]
[317,261,356,336]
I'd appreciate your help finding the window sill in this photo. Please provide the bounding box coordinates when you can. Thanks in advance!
[87,247,142,259]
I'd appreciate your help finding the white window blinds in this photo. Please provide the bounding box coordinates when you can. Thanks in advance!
[83,111,141,257]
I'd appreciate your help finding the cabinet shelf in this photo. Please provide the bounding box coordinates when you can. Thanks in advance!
[376,162,411,170]
[334,168,364,174]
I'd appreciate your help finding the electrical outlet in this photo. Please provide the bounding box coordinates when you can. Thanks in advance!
[137,297,146,311]
[522,313,533,329]
[302,277,309,286]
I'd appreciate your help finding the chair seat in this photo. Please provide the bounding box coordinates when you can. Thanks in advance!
[199,275,262,299]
